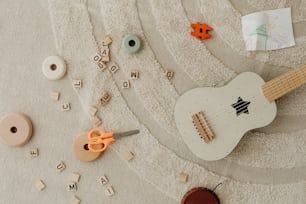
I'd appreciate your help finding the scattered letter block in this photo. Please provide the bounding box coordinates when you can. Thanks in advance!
[101,47,110,57]
[122,80,130,89]
[125,151,134,161]
[99,92,111,106]
[69,172,80,183]
[109,63,119,74]
[61,103,71,111]
[97,61,107,71]
[105,186,115,197]
[72,79,82,89]
[99,175,109,185]
[92,115,102,127]
[67,182,78,192]
[93,54,102,62]
[101,56,110,63]
[178,173,188,183]
[35,180,46,191]
[70,196,81,204]
[166,71,174,80]
[50,92,60,101]
[130,71,139,79]
[102,35,112,46]
[56,161,66,172]
[89,106,97,117]
[30,148,39,157]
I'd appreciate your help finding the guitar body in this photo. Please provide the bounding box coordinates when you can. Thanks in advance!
[174,72,277,161]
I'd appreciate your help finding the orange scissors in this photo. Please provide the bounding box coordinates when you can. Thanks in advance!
[87,127,140,153]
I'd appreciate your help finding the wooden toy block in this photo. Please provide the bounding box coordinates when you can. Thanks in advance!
[105,186,115,197]
[102,35,112,46]
[72,79,82,89]
[56,161,66,172]
[122,80,130,89]
[101,47,110,57]
[125,151,134,161]
[70,195,81,204]
[100,92,111,106]
[109,63,119,74]
[178,173,188,183]
[67,182,78,192]
[61,103,71,111]
[69,172,80,183]
[101,56,110,63]
[89,106,97,117]
[50,91,60,101]
[35,180,46,191]
[93,54,102,62]
[166,71,174,80]
[30,148,39,157]
[97,61,107,71]
[130,71,139,79]
[98,175,109,185]
[92,115,102,127]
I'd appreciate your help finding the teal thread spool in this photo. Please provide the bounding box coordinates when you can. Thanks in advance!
[122,34,141,54]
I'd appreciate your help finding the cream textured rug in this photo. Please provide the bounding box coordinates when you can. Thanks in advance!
[0,0,305,203]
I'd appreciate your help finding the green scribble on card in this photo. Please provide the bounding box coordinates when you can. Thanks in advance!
[249,24,268,50]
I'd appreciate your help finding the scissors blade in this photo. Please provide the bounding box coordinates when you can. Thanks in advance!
[113,129,140,139]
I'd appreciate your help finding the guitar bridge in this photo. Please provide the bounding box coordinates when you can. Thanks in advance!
[192,111,215,143]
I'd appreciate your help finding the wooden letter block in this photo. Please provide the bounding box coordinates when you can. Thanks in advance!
[67,182,78,192]
[102,35,112,46]
[101,56,110,63]
[109,63,119,74]
[50,91,60,101]
[97,61,107,71]
[100,92,111,106]
[98,175,109,185]
[101,47,110,57]
[125,151,134,161]
[61,103,71,111]
[56,161,66,172]
[35,180,46,191]
[105,186,115,197]
[130,71,139,79]
[89,106,97,117]
[178,173,188,183]
[92,115,102,127]
[30,148,39,157]
[70,196,81,204]
[93,54,102,62]
[72,79,82,89]
[69,172,81,183]
[166,71,174,80]
[122,80,130,89]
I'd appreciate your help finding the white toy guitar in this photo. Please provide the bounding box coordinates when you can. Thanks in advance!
[174,64,306,161]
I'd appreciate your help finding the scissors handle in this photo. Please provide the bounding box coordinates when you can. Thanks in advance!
[88,128,115,153]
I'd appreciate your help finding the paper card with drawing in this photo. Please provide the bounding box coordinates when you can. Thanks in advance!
[241,8,295,51]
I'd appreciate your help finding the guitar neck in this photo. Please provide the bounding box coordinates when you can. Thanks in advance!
[262,64,306,102]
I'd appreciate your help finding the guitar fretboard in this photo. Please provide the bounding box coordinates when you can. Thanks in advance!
[262,64,306,102]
